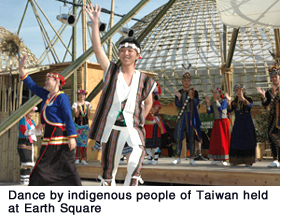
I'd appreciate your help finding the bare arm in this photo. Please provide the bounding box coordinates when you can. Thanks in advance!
[19,54,27,78]
[144,95,153,118]
[86,3,109,71]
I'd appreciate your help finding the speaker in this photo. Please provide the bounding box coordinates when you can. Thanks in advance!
[56,13,76,26]
[118,27,134,37]
[87,21,107,32]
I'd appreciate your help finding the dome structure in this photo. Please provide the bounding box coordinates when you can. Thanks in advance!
[0,26,38,72]
[122,0,277,103]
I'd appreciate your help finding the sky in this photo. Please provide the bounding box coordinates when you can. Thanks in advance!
[0,0,168,65]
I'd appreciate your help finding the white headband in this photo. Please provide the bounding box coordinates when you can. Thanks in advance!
[118,42,140,54]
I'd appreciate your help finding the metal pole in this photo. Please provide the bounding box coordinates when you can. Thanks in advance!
[0,0,152,136]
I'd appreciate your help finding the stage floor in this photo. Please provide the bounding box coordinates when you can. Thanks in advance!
[77,158,280,186]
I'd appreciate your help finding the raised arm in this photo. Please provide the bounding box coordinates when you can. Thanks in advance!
[86,3,109,71]
[19,54,49,100]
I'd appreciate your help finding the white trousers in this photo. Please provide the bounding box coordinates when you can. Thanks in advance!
[100,125,145,186]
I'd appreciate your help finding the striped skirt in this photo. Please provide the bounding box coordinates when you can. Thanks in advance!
[29,124,81,186]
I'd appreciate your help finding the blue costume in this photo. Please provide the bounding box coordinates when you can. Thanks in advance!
[228,96,256,165]
[21,73,81,186]
[174,89,202,158]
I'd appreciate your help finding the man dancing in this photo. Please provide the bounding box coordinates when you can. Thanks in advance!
[172,65,202,165]
[86,3,156,186]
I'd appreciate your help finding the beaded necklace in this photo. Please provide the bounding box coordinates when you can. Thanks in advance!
[45,91,61,107]
[79,103,87,117]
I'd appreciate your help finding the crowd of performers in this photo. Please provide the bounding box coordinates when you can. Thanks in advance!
[15,3,280,186]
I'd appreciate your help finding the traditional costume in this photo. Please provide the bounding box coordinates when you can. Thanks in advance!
[21,72,81,186]
[173,69,202,164]
[207,88,230,163]
[144,84,166,164]
[18,109,37,185]
[261,65,280,167]
[228,84,256,166]
[72,90,92,165]
[89,38,156,186]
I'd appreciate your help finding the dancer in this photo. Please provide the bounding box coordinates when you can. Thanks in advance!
[257,64,280,168]
[205,87,230,165]
[18,107,40,185]
[72,90,92,165]
[86,3,156,186]
[225,84,256,166]
[144,84,166,165]
[172,66,202,165]
[19,55,81,186]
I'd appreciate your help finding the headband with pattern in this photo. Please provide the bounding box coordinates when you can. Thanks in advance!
[118,42,141,54]
[182,64,192,79]
[234,83,245,92]
[76,90,88,95]
[46,72,66,89]
[268,65,280,76]
[213,87,222,93]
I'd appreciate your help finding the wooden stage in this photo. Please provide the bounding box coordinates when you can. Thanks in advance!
[77,158,280,186]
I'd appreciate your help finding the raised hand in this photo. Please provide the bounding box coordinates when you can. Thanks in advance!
[205,95,211,105]
[19,54,27,70]
[256,87,265,98]
[174,90,181,100]
[85,3,101,25]
[19,54,28,78]
[225,93,231,102]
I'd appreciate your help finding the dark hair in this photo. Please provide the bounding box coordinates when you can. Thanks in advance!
[119,37,141,53]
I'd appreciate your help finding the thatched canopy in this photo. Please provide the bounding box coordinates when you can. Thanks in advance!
[0,26,38,73]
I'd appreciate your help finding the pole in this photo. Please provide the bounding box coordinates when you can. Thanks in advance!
[108,0,115,60]
[71,0,78,104]
[82,0,88,91]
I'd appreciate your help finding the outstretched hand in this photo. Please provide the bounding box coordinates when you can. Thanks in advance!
[85,3,101,25]
[205,95,211,105]
[19,54,27,70]
[225,93,231,102]
[256,87,265,98]
[174,90,181,100]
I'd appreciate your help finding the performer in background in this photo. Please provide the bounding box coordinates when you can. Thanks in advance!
[19,55,81,186]
[72,90,92,165]
[257,64,280,168]
[144,84,166,165]
[205,87,230,165]
[86,3,156,186]
[18,107,41,185]
[225,84,256,166]
[172,65,202,165]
